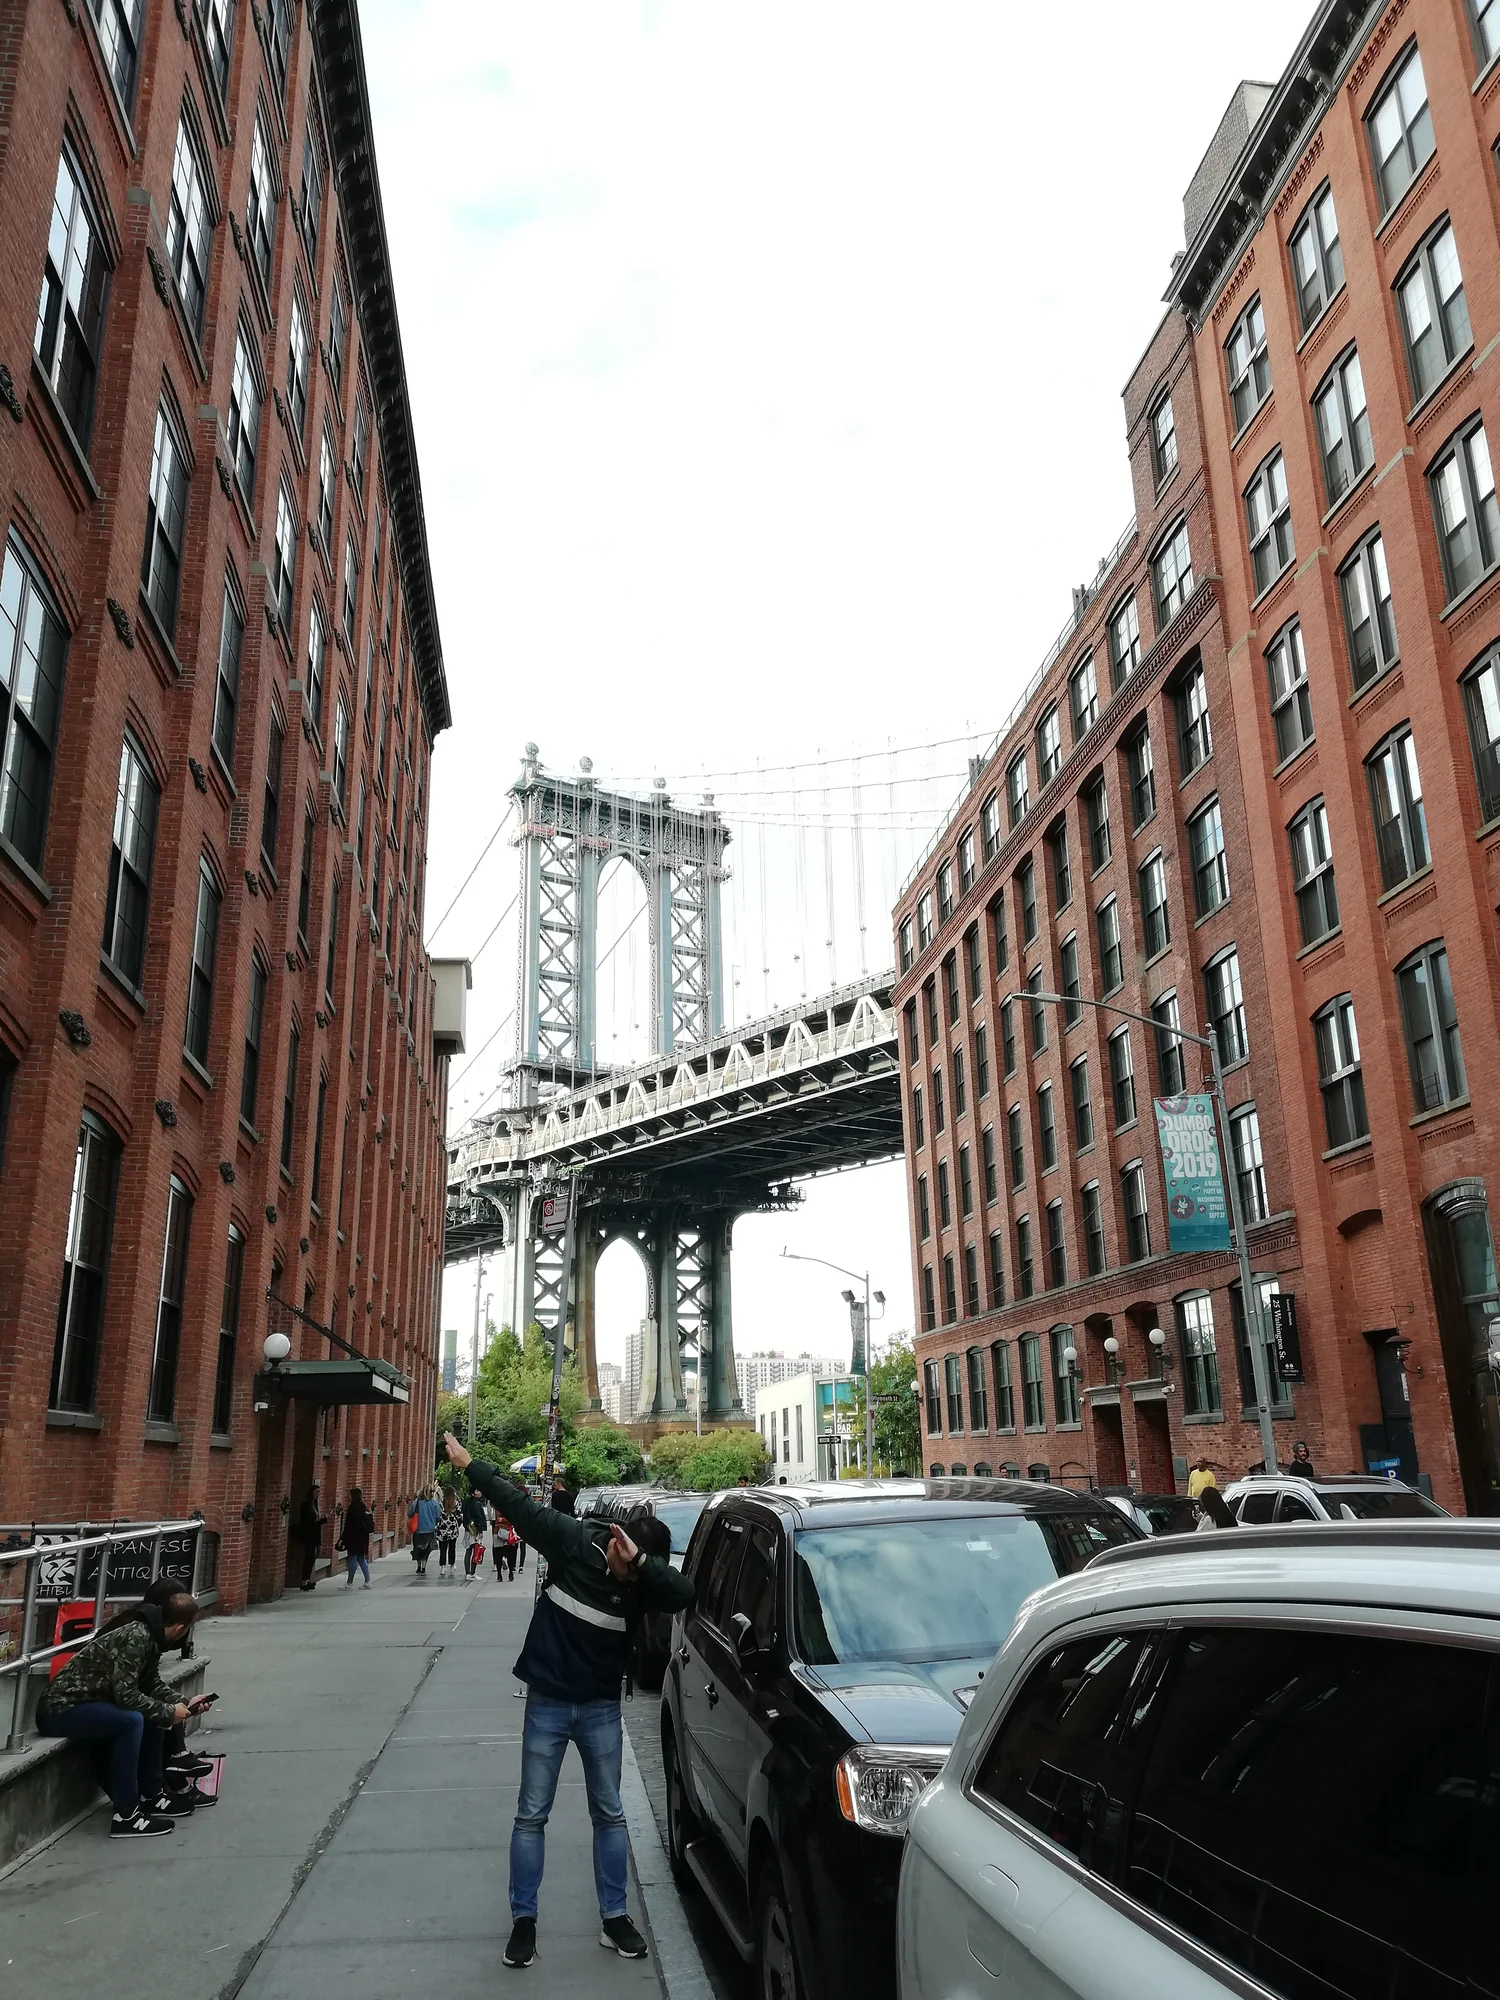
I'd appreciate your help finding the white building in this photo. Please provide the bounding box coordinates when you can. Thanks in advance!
[757,1371,862,1482]
[621,1319,646,1423]
[597,1360,622,1423]
[735,1350,831,1424]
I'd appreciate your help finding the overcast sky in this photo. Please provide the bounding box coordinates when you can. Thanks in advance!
[360,0,1314,1376]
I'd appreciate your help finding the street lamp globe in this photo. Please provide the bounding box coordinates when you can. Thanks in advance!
[1103,1336,1120,1357]
[1148,1328,1167,1351]
[263,1331,291,1365]
[1062,1345,1078,1368]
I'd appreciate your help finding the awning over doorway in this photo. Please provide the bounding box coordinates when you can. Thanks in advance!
[253,1358,411,1406]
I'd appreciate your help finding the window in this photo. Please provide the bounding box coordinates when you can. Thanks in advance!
[1059,933,1081,1027]
[1338,530,1398,694]
[1314,334,1368,496]
[1084,776,1110,871]
[1367,42,1434,215]
[1367,725,1429,891]
[964,924,981,1002]
[281,1023,300,1173]
[923,1358,941,1431]
[1050,1326,1078,1421]
[1007,752,1029,829]
[1472,0,1500,63]
[1036,705,1062,788]
[311,1072,328,1205]
[141,405,190,637]
[247,113,275,286]
[954,1047,967,1117]
[271,482,296,629]
[980,791,1001,861]
[1081,1181,1104,1276]
[333,695,349,813]
[324,868,341,1000]
[1188,798,1228,918]
[922,1268,936,1334]
[299,122,323,259]
[353,396,370,493]
[266,0,292,93]
[1225,294,1270,432]
[943,954,959,1026]
[147,1177,192,1421]
[1177,1290,1222,1416]
[959,828,977,893]
[1176,661,1212,776]
[1020,1333,1044,1427]
[328,281,346,405]
[184,861,220,1066]
[34,146,109,447]
[225,323,262,506]
[1016,1216,1034,1300]
[305,601,327,739]
[311,430,334,551]
[1096,897,1123,994]
[1152,991,1186,1097]
[1048,821,1071,909]
[991,891,1008,971]
[1026,968,1048,1054]
[899,916,914,972]
[943,1256,958,1325]
[261,704,284,869]
[1285,796,1339,947]
[991,1340,1014,1429]
[1152,519,1194,627]
[1230,1104,1267,1224]
[1289,182,1344,331]
[1045,1202,1066,1289]
[1126,721,1156,828]
[297,801,315,945]
[0,535,68,871]
[1396,940,1465,1112]
[91,0,145,109]
[287,292,310,436]
[957,1341,985,1428]
[166,112,211,334]
[1314,994,1368,1149]
[213,1225,244,1434]
[1430,416,1499,601]
[917,1172,930,1238]
[1108,594,1141,690]
[1001,999,1016,1076]
[1121,1160,1151,1262]
[49,1111,120,1412]
[241,951,267,1128]
[905,1000,919,1064]
[1008,1104,1025,1188]
[937,1158,951,1228]
[975,1023,989,1098]
[1108,1026,1136,1129]
[988,1232,1007,1311]
[1138,850,1169,958]
[1398,220,1471,403]
[1265,620,1312,763]
[1463,644,1500,823]
[355,776,368,881]
[937,859,954,923]
[101,733,159,987]
[917,891,934,951]
[1069,1056,1093,1151]
[1070,656,1098,742]
[1150,393,1177,484]
[1205,948,1248,1067]
[982,1124,998,1204]
[1245,450,1294,595]
[932,1066,945,1134]
[1037,1084,1056,1173]
[1018,860,1037,944]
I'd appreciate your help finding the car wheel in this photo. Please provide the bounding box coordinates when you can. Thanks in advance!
[664,1726,698,1887]
[755,1860,803,2000]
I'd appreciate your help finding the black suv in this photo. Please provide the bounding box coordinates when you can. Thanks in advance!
[660,1477,1138,2000]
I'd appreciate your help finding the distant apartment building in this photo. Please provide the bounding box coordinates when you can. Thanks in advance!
[735,1349,829,1423]
[597,1359,622,1423]
[756,1371,861,1481]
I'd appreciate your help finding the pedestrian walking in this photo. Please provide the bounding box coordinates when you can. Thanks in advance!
[411,1484,442,1577]
[436,1489,462,1578]
[36,1591,210,1838]
[1186,1458,1218,1501]
[340,1487,374,1587]
[463,1486,488,1582]
[492,1512,519,1581]
[296,1484,327,1590]
[443,1430,693,1968]
[550,1475,576,1516]
[1195,1487,1238,1530]
[1288,1440,1317,1479]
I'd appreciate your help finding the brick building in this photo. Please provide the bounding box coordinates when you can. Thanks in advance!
[894,0,1500,1515]
[0,0,460,1605]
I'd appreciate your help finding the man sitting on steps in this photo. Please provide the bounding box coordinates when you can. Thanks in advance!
[442,1430,694,1970]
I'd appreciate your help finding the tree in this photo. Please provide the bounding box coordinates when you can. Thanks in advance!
[647,1426,771,1490]
[435,1321,580,1473]
[852,1338,920,1474]
[563,1424,647,1491]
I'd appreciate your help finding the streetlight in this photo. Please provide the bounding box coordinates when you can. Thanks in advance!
[780,1249,886,1474]
[1004,986,1279,1475]
[1102,1334,1121,1384]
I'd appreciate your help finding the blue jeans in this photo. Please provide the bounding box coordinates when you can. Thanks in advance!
[346,1553,370,1582]
[38,1703,164,1814]
[511,1692,627,1920]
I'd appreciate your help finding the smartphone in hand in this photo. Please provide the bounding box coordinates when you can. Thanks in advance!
[189,1692,219,1714]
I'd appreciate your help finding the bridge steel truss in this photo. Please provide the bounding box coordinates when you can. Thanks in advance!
[446,974,902,1424]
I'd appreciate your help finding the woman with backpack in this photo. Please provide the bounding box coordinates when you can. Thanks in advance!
[492,1509,519,1581]
[410,1484,442,1578]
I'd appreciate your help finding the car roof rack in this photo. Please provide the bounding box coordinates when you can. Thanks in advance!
[1089,1520,1500,1568]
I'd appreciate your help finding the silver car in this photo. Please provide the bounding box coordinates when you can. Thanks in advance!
[1223,1472,1447,1524]
[898,1521,1500,1999]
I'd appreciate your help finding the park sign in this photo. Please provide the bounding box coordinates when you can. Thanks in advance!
[1153,1095,1231,1253]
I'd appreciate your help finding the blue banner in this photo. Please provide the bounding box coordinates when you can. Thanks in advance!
[1153,1095,1231,1252]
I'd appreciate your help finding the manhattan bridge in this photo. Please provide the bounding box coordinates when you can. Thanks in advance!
[442,740,978,1427]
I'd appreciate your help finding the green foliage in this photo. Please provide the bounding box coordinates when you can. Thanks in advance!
[436,1322,581,1473]
[563,1423,647,1491]
[648,1426,771,1491]
[852,1339,920,1474]
[642,1429,701,1484]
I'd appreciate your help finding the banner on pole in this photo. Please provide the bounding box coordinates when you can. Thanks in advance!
[1153,1095,1231,1253]
[1270,1292,1304,1383]
[848,1300,867,1378]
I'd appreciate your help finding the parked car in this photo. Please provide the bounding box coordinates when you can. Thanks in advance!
[587,1487,712,1685]
[661,1477,1139,2000]
[898,1519,1500,2000]
[1224,1471,1447,1524]
[1100,1490,1200,1537]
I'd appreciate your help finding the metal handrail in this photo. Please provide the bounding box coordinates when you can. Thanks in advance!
[0,1518,204,1752]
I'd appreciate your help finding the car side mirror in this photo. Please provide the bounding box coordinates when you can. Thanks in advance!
[730,1611,763,1663]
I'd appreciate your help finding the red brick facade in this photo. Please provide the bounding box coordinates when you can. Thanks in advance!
[0,0,454,1604]
[895,0,1500,1515]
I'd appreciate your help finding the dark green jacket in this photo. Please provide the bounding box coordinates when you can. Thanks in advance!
[464,1459,694,1701]
[39,1606,177,1728]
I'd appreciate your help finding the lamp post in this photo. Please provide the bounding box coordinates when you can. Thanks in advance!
[779,1249,886,1473]
[1004,986,1279,1475]
[468,1248,485,1445]
[1102,1333,1121,1384]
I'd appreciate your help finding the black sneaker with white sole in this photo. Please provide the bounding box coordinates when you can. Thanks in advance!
[166,1753,213,1777]
[111,1807,174,1838]
[599,1915,648,1959]
[151,1789,196,1818]
[504,1917,537,1968]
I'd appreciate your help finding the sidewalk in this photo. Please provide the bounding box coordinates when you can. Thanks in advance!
[0,1552,677,2000]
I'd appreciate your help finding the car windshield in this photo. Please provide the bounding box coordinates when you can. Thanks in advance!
[1325,1488,1444,1520]
[792,1511,1133,1666]
[654,1498,709,1554]
[1141,1497,1199,1536]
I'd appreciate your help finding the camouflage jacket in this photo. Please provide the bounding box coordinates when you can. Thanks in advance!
[38,1606,177,1728]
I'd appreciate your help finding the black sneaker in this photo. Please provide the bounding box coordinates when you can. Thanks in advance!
[111,1807,174,1838]
[599,1915,648,1959]
[185,1784,218,1806]
[151,1790,196,1818]
[167,1753,213,1777]
[504,1918,537,1968]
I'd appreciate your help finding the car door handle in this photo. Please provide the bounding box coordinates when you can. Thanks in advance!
[677,1643,690,1665]
[704,1682,719,1706]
